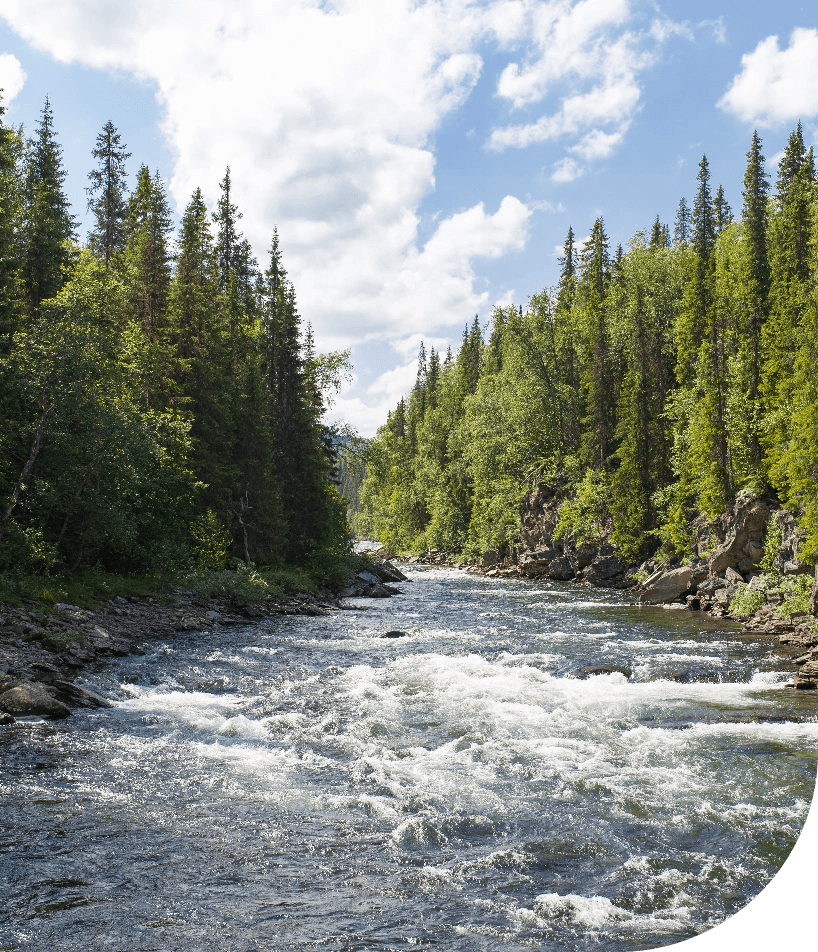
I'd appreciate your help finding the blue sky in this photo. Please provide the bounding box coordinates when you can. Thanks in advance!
[1,1,817,438]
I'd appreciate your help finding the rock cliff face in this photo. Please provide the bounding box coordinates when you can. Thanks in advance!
[479,485,630,589]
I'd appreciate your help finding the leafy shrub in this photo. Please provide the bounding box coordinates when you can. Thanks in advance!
[554,469,612,546]
[190,510,231,570]
[760,517,783,571]
[729,582,766,618]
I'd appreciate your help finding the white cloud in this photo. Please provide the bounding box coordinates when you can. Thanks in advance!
[551,157,582,183]
[0,0,673,429]
[719,28,818,127]
[486,0,680,173]
[0,52,25,105]
[570,126,627,161]
[697,17,726,45]
[493,288,517,309]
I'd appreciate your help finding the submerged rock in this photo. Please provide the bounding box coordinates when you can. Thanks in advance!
[579,663,632,679]
[381,630,409,639]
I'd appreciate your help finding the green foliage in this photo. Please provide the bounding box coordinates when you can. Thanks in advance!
[554,469,612,546]
[760,517,783,571]
[0,100,351,582]
[190,510,231,570]
[729,571,814,619]
[728,583,766,619]
[357,124,818,566]
[777,573,814,618]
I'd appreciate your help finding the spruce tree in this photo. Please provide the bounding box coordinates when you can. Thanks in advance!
[427,346,440,410]
[213,166,241,292]
[22,98,76,311]
[578,217,613,469]
[762,124,817,494]
[86,120,130,266]
[713,185,733,235]
[739,131,769,472]
[649,216,670,249]
[673,197,690,246]
[0,92,24,345]
[125,166,173,341]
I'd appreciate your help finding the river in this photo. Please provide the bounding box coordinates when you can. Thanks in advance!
[1,566,817,951]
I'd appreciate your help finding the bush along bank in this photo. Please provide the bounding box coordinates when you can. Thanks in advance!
[0,556,407,722]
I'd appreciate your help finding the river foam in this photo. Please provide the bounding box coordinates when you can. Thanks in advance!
[1,565,815,951]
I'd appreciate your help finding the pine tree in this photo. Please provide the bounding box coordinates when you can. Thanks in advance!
[649,216,670,249]
[427,346,440,410]
[578,217,613,469]
[86,120,130,266]
[125,166,173,341]
[739,131,770,472]
[713,185,733,235]
[213,166,241,292]
[673,197,690,246]
[762,123,817,494]
[557,226,577,311]
[22,98,76,311]
[0,92,24,345]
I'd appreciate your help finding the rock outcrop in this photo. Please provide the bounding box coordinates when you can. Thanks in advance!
[707,490,773,576]
[474,484,634,589]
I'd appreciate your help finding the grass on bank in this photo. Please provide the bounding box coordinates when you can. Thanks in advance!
[0,551,372,611]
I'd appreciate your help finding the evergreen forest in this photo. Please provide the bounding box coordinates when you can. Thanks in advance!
[357,126,818,567]
[0,96,351,583]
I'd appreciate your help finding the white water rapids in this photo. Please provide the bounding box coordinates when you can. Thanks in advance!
[1,566,816,950]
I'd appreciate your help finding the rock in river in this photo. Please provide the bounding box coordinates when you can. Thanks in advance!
[0,681,71,719]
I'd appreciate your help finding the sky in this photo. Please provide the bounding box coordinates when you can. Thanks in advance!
[0,0,817,443]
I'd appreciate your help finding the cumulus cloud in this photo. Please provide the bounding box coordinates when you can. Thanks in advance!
[551,157,582,183]
[0,52,25,104]
[486,0,681,173]
[0,0,673,428]
[719,28,818,126]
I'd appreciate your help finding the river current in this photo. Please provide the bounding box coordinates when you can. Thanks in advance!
[1,566,817,951]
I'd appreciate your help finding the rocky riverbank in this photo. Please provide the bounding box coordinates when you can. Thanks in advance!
[391,486,818,691]
[0,559,409,723]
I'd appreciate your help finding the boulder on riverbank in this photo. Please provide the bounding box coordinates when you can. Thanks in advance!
[0,681,71,719]
[637,567,694,605]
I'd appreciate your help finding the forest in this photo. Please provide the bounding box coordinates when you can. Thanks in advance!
[0,95,351,585]
[356,125,818,568]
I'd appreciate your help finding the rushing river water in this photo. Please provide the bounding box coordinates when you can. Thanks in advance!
[2,567,817,951]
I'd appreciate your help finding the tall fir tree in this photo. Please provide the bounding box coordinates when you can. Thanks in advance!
[673,197,690,246]
[86,121,130,267]
[762,123,817,495]
[125,166,173,341]
[22,98,75,311]
[578,217,614,469]
[649,216,670,249]
[0,92,24,345]
[739,131,770,473]
[713,185,733,235]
